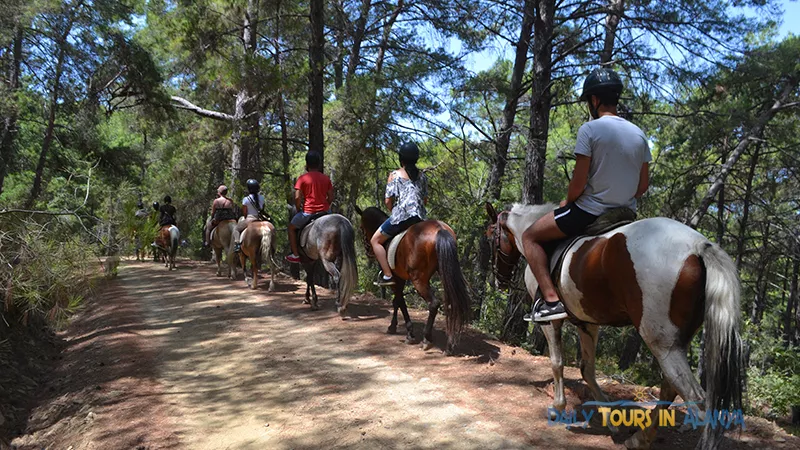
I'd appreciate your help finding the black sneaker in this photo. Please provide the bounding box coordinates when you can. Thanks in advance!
[527,298,568,322]
[233,242,241,253]
[373,271,395,286]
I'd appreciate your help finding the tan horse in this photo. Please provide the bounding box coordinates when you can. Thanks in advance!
[210,219,237,278]
[154,225,179,270]
[238,220,276,291]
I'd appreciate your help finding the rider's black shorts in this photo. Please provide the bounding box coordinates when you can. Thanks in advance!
[553,203,598,236]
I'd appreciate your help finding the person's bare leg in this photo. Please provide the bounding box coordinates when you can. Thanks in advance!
[370,230,392,278]
[521,212,566,303]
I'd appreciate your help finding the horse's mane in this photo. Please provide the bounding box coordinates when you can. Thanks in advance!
[505,203,558,236]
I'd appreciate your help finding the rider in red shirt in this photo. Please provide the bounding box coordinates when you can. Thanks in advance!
[286,151,333,263]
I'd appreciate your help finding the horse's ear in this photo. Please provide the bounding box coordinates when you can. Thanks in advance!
[354,205,363,216]
[485,202,498,223]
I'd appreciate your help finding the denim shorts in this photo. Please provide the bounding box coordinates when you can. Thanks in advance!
[379,216,423,238]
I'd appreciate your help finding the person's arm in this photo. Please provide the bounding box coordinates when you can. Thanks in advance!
[294,189,304,213]
[326,180,334,206]
[384,172,395,211]
[241,200,248,217]
[635,162,649,198]
[566,155,591,204]
[210,201,217,218]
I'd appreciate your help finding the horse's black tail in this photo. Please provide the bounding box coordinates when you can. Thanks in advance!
[435,228,470,354]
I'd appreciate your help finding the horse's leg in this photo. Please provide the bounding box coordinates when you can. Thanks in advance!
[306,263,319,310]
[576,324,618,433]
[650,345,705,413]
[413,279,439,352]
[396,281,414,342]
[251,254,258,290]
[541,319,567,416]
[240,251,250,288]
[387,280,405,335]
[268,249,275,292]
[214,247,223,276]
[625,378,678,450]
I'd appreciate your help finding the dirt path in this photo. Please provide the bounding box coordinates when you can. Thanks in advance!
[11,260,799,449]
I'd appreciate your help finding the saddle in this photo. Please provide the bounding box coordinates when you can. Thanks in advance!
[386,229,411,270]
[298,212,330,251]
[546,207,637,280]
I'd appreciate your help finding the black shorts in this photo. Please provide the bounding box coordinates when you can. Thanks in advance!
[553,203,598,236]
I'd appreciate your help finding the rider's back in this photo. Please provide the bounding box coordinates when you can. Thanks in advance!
[574,116,650,216]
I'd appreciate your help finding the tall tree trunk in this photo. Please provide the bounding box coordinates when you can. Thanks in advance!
[231,0,261,195]
[688,78,799,228]
[27,26,71,208]
[0,24,23,195]
[345,0,371,92]
[600,0,625,64]
[332,0,346,91]
[374,0,404,76]
[308,0,325,165]
[716,184,725,244]
[750,223,771,326]
[735,147,760,270]
[489,0,535,202]
[522,0,555,205]
[786,245,799,345]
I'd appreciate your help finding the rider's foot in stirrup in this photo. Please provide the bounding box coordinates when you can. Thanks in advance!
[374,271,395,286]
[233,242,241,253]
[285,254,301,263]
[525,298,568,322]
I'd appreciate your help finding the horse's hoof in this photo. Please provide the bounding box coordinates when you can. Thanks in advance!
[387,326,397,335]
[268,283,275,292]
[337,306,346,317]
[302,299,311,305]
[420,339,434,351]
[547,406,563,421]
[624,432,651,450]
[310,303,319,311]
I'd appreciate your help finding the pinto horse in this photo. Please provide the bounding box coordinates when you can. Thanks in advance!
[296,213,358,316]
[210,219,237,279]
[486,203,743,449]
[238,220,276,291]
[154,225,179,270]
[355,206,471,355]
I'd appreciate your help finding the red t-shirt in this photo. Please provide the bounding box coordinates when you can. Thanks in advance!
[295,171,333,213]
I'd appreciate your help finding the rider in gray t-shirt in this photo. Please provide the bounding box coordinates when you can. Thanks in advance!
[520,68,651,322]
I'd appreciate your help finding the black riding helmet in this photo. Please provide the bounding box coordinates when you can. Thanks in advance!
[580,68,623,101]
[398,142,419,164]
[246,179,260,194]
[163,195,172,204]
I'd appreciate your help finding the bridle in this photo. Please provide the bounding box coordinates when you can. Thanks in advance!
[490,213,519,286]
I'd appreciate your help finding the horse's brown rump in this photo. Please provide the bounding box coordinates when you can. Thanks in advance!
[155,226,172,249]
[392,220,454,281]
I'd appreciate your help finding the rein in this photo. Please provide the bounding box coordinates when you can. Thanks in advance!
[491,213,518,285]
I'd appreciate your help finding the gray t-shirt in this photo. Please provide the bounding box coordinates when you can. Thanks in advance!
[573,115,651,216]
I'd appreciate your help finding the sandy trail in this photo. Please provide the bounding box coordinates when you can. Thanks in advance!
[13,259,797,449]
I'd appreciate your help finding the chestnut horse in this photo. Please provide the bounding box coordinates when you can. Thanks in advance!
[154,225,179,270]
[210,219,237,279]
[238,219,276,291]
[486,203,743,450]
[355,206,470,355]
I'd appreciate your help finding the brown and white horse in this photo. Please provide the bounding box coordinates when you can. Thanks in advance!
[486,203,743,450]
[210,219,237,279]
[154,225,179,270]
[355,206,471,355]
[238,220,276,291]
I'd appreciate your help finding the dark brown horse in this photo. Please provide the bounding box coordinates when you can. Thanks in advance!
[153,225,179,270]
[354,206,470,355]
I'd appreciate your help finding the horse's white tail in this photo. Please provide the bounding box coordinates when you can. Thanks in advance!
[169,226,180,265]
[258,225,273,266]
[698,240,744,449]
[337,221,358,314]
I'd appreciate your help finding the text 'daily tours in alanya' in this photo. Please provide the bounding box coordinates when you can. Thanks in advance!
[547,401,746,431]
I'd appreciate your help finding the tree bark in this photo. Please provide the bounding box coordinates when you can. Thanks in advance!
[489,0,535,202]
[345,0,372,92]
[308,0,325,166]
[735,147,760,270]
[688,78,799,228]
[374,0,404,76]
[0,24,23,195]
[231,0,261,194]
[786,244,799,345]
[716,184,725,244]
[27,23,72,208]
[750,222,771,326]
[522,0,555,205]
[600,0,625,64]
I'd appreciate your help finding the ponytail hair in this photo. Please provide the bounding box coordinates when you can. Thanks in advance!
[398,143,420,181]
[404,161,420,181]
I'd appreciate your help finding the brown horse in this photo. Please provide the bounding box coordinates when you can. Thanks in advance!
[355,206,470,355]
[238,219,276,291]
[210,219,237,279]
[153,225,179,270]
[486,202,743,449]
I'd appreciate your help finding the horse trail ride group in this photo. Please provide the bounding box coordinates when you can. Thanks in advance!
[139,69,745,450]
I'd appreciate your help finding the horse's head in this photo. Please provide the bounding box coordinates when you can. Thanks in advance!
[354,205,388,257]
[485,202,521,289]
